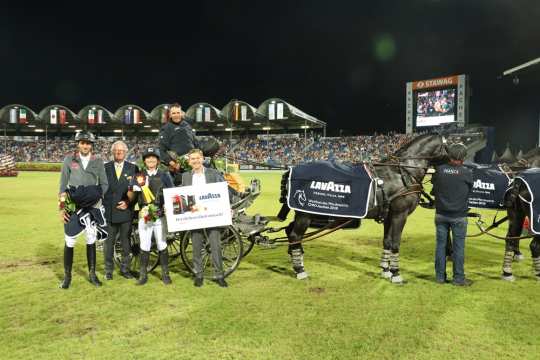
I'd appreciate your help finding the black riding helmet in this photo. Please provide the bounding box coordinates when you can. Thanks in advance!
[75,130,96,143]
[142,147,160,160]
[448,143,467,161]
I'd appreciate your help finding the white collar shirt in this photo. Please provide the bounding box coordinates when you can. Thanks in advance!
[192,169,206,186]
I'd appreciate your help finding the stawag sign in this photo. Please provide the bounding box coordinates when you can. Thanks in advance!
[163,182,232,232]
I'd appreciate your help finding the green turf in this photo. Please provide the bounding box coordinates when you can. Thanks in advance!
[0,172,538,359]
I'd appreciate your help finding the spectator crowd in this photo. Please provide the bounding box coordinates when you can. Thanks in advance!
[1,132,414,166]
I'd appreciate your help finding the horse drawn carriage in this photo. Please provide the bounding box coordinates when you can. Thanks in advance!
[107,128,540,283]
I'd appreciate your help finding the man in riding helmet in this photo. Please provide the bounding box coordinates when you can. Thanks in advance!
[432,142,473,286]
[58,130,108,289]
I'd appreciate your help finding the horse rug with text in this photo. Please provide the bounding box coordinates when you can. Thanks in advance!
[516,168,540,234]
[287,161,373,218]
[465,163,511,209]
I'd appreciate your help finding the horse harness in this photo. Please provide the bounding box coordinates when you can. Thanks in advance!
[367,160,426,223]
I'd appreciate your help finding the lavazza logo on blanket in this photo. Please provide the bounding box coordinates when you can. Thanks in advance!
[473,179,495,190]
[310,181,351,193]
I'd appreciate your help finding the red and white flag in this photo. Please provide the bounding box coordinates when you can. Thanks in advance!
[133,108,140,124]
[59,109,67,125]
[97,109,104,124]
[162,108,169,123]
[88,109,95,124]
[50,109,57,124]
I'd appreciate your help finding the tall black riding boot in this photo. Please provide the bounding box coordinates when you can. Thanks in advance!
[59,245,74,289]
[160,250,172,285]
[137,251,149,286]
[87,243,102,287]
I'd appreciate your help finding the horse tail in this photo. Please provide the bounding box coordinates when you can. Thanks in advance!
[277,170,290,221]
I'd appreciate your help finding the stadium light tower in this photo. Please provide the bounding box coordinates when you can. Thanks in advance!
[502,57,540,77]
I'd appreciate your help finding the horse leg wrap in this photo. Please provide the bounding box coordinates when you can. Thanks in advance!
[513,252,525,262]
[380,249,392,279]
[389,253,403,283]
[290,249,308,280]
[532,257,540,278]
[502,251,515,281]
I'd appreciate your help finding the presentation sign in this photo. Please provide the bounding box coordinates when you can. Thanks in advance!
[163,182,232,232]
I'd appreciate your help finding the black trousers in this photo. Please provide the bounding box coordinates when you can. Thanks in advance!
[104,221,132,273]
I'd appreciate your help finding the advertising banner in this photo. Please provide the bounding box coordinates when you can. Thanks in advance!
[163,182,232,232]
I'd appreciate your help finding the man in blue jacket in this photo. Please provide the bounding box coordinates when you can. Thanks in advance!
[103,140,138,280]
[432,143,473,286]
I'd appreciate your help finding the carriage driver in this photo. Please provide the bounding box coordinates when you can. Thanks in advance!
[127,148,174,286]
[432,142,473,286]
[58,131,108,289]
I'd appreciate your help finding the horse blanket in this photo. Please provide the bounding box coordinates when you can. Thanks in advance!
[465,163,511,209]
[287,161,373,218]
[516,168,540,234]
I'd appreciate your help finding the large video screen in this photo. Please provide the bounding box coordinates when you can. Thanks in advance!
[415,88,456,127]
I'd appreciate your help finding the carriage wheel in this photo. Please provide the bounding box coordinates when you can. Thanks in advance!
[166,232,183,260]
[179,225,243,279]
[113,225,160,273]
[241,235,256,258]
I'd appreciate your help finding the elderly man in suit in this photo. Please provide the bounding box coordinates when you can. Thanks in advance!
[103,140,139,280]
[182,148,228,288]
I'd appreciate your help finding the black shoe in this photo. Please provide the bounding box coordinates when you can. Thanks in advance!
[60,275,72,289]
[194,277,203,287]
[120,270,134,279]
[89,272,103,287]
[86,244,102,287]
[453,278,473,287]
[216,278,228,288]
[105,273,113,280]
[162,273,172,285]
[59,245,74,289]
[159,250,171,285]
[137,251,149,286]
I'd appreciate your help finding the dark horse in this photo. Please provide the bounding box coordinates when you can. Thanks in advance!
[282,133,448,283]
[501,173,540,281]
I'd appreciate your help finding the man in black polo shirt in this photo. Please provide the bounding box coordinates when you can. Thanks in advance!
[159,103,199,172]
[432,143,473,286]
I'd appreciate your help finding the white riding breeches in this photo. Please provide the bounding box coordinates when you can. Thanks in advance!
[65,225,97,248]
[138,218,167,252]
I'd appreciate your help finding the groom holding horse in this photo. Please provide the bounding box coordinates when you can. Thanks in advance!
[432,142,473,286]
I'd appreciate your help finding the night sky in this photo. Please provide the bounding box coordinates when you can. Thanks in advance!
[1,1,539,151]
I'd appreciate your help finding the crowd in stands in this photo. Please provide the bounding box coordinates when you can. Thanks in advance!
[1,132,414,166]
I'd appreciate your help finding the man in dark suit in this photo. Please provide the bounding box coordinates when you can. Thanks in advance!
[103,140,139,280]
[182,148,228,288]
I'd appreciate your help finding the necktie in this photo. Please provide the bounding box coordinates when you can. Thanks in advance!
[115,165,122,179]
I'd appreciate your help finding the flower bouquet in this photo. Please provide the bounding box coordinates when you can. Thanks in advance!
[140,203,160,224]
[59,193,76,214]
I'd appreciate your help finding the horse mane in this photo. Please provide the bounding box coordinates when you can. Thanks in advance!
[392,133,432,156]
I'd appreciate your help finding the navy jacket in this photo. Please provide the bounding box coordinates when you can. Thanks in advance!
[103,161,139,224]
[159,119,199,164]
[433,163,473,218]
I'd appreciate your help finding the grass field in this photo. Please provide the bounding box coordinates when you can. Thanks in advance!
[1,172,539,359]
